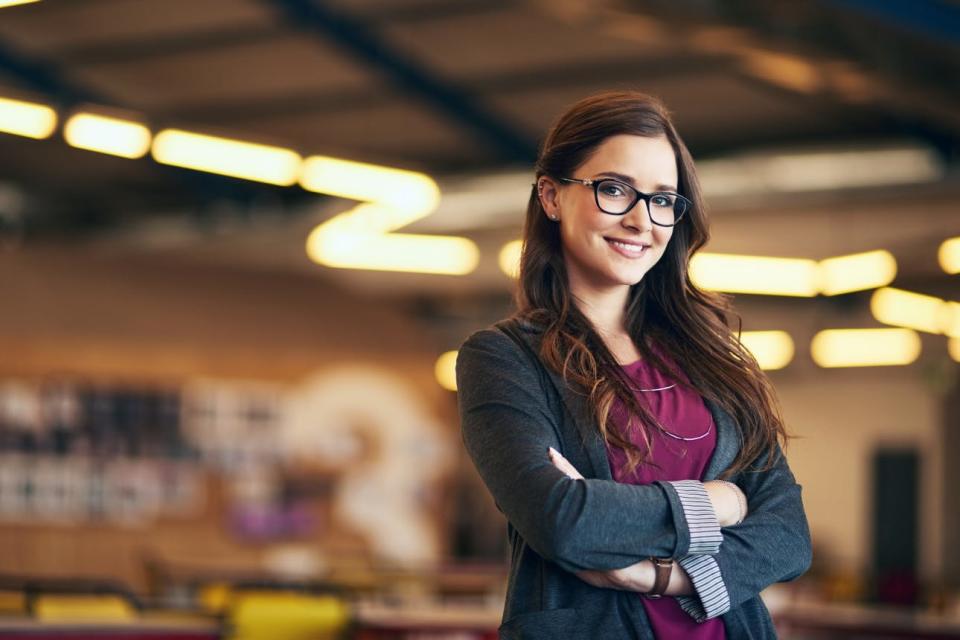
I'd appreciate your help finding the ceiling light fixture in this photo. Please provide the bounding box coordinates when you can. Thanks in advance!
[818,250,897,295]
[435,351,459,391]
[740,331,795,370]
[64,113,151,159]
[152,129,301,186]
[690,253,819,297]
[939,236,960,275]
[0,96,56,139]
[870,287,955,335]
[811,328,921,368]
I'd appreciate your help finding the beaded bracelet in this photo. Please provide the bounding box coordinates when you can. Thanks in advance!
[719,480,747,525]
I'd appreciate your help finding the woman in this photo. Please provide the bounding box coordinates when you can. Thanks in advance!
[456,91,811,639]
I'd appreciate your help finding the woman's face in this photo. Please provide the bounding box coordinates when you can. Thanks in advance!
[539,134,679,297]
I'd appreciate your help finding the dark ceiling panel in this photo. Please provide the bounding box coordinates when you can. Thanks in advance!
[232,92,490,171]
[380,3,668,81]
[69,33,380,113]
[0,0,276,56]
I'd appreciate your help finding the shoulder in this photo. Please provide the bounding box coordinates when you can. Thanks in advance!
[456,320,551,391]
[458,316,545,357]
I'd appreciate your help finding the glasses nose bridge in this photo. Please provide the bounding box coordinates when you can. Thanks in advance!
[623,191,653,227]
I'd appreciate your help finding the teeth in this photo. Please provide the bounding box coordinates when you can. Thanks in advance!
[609,240,646,252]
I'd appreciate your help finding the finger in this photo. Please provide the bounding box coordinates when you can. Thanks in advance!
[548,447,584,479]
[550,449,577,478]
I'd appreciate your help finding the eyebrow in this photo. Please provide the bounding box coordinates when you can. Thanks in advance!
[595,171,677,192]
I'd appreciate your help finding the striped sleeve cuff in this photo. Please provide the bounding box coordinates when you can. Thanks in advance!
[666,480,722,555]
[676,554,731,622]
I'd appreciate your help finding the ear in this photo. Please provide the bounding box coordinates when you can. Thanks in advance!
[537,177,561,222]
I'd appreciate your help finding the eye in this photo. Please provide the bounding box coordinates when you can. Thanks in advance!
[650,193,677,207]
[598,180,629,198]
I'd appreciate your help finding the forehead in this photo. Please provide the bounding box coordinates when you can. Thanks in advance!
[577,134,678,186]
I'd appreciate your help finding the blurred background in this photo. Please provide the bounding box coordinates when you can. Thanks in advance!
[0,0,958,638]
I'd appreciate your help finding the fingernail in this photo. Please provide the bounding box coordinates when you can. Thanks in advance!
[548,447,557,456]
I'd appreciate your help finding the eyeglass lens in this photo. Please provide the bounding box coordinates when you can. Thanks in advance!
[595,179,688,225]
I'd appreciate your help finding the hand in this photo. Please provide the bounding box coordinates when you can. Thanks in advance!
[703,480,749,527]
[548,447,584,480]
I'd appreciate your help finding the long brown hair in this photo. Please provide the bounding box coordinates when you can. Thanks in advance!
[517,90,787,476]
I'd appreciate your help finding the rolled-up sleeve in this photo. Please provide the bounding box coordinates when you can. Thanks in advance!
[667,480,722,555]
[676,555,730,621]
[457,328,699,573]
[678,445,811,622]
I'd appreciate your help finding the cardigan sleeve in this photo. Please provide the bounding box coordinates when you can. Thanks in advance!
[676,444,812,622]
[456,328,704,573]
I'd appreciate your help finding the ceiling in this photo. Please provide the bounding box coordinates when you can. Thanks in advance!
[0,0,957,300]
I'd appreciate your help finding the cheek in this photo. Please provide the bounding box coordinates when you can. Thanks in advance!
[654,227,674,247]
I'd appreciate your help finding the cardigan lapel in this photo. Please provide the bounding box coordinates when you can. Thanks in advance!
[504,318,741,482]
[542,366,615,481]
[502,319,613,480]
[702,400,741,480]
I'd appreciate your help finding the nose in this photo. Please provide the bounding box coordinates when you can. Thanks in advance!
[621,196,653,232]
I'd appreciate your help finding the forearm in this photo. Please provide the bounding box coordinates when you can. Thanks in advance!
[677,456,812,623]
[576,558,695,596]
[665,561,695,596]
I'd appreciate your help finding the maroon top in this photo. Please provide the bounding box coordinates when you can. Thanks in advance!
[605,354,726,640]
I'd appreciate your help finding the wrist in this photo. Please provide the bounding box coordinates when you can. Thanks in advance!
[644,557,674,599]
[614,559,656,592]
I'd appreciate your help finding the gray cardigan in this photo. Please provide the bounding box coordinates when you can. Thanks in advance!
[456,319,812,639]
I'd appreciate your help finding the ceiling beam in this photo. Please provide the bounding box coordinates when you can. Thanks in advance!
[267,0,536,163]
[0,39,104,105]
[166,52,727,123]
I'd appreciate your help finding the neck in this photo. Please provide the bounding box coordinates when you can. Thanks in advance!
[569,281,631,338]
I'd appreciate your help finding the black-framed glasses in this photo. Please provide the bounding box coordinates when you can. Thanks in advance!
[559,177,691,227]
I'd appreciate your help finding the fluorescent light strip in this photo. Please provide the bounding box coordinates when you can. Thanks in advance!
[0,96,56,139]
[0,0,41,7]
[740,331,794,370]
[942,302,960,339]
[499,239,523,279]
[949,338,960,364]
[64,113,151,159]
[306,208,478,275]
[819,250,896,296]
[764,147,942,191]
[940,237,960,275]
[690,253,819,297]
[811,328,921,368]
[303,166,478,275]
[435,351,459,391]
[152,129,301,186]
[300,155,440,216]
[870,287,955,335]
[697,144,943,197]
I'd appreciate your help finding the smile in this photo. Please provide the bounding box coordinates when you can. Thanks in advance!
[605,238,650,258]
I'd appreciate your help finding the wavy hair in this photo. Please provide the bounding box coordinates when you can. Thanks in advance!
[516,90,787,476]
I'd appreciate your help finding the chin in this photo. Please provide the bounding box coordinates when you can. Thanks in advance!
[607,268,650,287]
